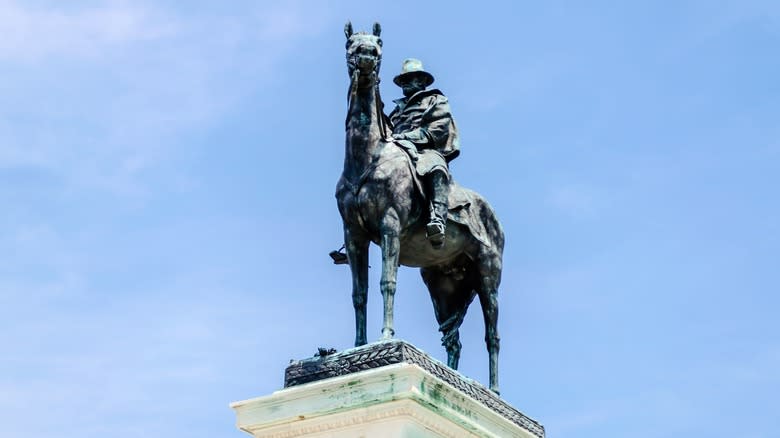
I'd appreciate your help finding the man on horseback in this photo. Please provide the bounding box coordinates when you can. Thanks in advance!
[389,58,460,249]
[329,56,462,264]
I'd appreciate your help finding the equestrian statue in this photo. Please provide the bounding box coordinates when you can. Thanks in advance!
[333,21,505,393]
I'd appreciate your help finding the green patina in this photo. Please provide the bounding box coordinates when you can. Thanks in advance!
[324,372,399,411]
[417,378,480,426]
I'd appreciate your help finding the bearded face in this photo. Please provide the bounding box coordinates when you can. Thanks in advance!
[401,76,428,97]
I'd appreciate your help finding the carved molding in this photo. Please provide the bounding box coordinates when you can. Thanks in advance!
[284,340,545,438]
[248,400,469,438]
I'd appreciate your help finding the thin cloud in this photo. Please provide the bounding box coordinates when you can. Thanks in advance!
[0,2,330,197]
[0,1,175,61]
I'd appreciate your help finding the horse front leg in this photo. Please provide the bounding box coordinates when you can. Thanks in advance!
[345,229,369,347]
[379,216,400,340]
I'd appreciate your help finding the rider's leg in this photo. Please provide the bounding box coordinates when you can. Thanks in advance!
[427,169,449,248]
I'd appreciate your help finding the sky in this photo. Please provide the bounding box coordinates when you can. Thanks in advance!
[1,0,778,437]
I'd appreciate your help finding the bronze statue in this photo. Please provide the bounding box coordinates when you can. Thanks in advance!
[335,21,505,393]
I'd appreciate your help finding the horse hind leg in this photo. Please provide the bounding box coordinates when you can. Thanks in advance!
[439,311,465,369]
[421,267,476,370]
[476,251,502,394]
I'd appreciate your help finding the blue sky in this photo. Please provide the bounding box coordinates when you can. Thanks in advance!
[1,1,778,437]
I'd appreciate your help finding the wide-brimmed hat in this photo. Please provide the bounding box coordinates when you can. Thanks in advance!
[393,58,435,87]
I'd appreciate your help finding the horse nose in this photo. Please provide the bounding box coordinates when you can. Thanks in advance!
[357,55,375,68]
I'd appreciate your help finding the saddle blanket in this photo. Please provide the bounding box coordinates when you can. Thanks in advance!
[447,183,492,249]
[398,145,492,248]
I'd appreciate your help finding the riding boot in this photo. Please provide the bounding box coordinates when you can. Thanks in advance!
[427,170,449,249]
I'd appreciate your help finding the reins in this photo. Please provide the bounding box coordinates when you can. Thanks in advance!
[343,61,398,198]
[346,64,391,142]
[375,80,391,141]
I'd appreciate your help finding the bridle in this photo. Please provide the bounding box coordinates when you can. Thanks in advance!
[346,43,390,141]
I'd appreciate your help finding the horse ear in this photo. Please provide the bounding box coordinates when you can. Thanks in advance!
[344,21,354,39]
[373,22,381,37]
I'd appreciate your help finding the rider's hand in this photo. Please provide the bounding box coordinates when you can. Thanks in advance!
[407,146,419,162]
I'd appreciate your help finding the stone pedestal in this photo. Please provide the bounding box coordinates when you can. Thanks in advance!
[230,340,544,438]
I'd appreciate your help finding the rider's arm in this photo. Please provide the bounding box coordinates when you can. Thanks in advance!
[419,95,455,155]
[394,127,432,145]
[392,96,439,147]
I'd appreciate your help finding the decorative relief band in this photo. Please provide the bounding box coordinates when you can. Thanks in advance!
[284,340,545,438]
[251,402,465,438]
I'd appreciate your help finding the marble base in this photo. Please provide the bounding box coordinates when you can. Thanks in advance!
[230,340,544,438]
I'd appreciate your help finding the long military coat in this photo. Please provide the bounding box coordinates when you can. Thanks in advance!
[389,89,460,167]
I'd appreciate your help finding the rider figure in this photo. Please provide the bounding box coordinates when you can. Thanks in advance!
[389,58,460,249]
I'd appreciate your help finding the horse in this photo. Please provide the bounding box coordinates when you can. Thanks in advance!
[336,22,505,393]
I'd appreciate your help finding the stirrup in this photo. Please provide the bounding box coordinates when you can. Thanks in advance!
[329,245,349,265]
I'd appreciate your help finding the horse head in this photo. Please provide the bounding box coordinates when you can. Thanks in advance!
[344,21,383,89]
